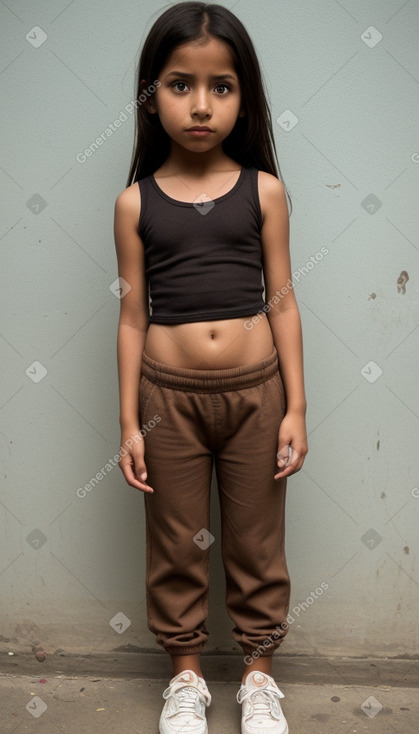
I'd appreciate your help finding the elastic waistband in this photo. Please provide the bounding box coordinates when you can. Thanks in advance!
[141,347,279,393]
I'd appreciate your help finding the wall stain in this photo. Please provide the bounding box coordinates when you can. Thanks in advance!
[381,492,386,499]
[369,292,376,299]
[397,271,409,294]
[403,546,409,555]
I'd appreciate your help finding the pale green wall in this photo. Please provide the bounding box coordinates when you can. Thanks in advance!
[1,0,418,663]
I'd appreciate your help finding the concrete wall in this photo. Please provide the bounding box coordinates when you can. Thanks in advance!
[1,0,418,667]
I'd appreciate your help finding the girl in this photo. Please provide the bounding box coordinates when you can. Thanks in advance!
[114,3,308,733]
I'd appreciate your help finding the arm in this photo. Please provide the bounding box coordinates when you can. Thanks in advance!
[258,172,308,476]
[113,184,153,492]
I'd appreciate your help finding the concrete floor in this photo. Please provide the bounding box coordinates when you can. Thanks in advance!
[2,673,418,733]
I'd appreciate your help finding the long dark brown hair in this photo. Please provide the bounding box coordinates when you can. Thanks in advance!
[126,1,292,214]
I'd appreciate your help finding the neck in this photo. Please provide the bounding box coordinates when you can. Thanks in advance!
[162,141,235,177]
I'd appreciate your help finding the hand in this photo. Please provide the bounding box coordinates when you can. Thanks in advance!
[118,426,154,493]
[274,411,308,479]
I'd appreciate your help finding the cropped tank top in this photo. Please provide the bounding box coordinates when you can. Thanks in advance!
[137,165,266,324]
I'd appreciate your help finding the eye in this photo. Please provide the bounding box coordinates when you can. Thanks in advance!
[172,81,189,92]
[214,83,231,94]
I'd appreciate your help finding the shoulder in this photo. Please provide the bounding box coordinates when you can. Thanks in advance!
[114,181,142,225]
[255,170,287,222]
[115,181,141,212]
[256,170,286,198]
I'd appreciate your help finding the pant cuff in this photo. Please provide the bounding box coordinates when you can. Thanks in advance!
[164,644,206,656]
[241,637,286,658]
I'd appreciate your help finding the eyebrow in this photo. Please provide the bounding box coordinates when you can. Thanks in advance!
[165,71,237,81]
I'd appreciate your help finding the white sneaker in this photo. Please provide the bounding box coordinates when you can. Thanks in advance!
[159,669,211,734]
[237,671,289,734]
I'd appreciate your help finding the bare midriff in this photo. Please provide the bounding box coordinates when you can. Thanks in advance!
[143,312,274,369]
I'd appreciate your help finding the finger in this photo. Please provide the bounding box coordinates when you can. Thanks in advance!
[274,467,294,480]
[274,454,305,479]
[120,461,154,493]
[277,444,299,467]
[274,445,301,479]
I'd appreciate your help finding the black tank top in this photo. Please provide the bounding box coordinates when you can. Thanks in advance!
[137,166,266,324]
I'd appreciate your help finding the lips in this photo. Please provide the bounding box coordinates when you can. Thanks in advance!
[187,127,213,132]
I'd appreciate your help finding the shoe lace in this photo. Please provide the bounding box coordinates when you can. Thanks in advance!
[237,684,284,721]
[163,682,211,716]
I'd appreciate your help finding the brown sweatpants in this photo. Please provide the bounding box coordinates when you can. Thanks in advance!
[139,346,291,658]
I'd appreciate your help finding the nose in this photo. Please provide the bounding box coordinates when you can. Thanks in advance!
[191,86,212,119]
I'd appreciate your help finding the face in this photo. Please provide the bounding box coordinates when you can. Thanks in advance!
[145,36,245,153]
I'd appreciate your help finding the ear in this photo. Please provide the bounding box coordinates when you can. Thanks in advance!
[140,78,157,114]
